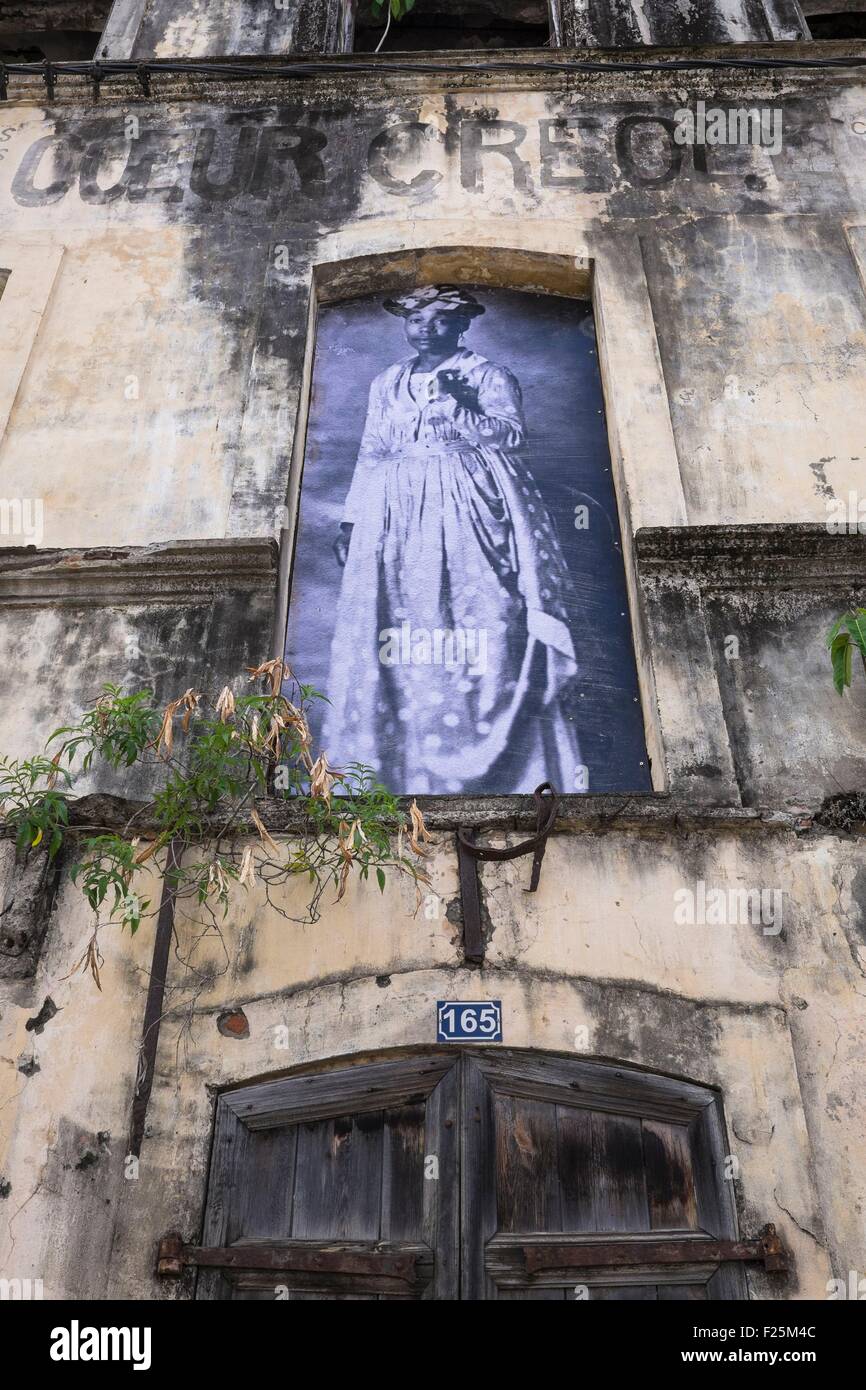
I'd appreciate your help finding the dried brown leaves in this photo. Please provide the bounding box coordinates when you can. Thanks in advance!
[408,799,434,857]
[155,688,200,758]
[250,806,280,858]
[309,752,336,806]
[246,658,291,698]
[215,686,236,724]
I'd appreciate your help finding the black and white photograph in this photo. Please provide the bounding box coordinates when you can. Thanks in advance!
[4,0,861,1337]
[285,284,650,794]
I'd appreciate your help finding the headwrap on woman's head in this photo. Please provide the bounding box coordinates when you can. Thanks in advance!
[383,284,485,320]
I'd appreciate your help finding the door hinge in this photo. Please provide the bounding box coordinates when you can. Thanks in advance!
[518,1224,788,1276]
[156,1234,431,1290]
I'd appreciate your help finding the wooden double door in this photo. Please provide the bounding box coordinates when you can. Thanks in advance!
[197,1048,747,1300]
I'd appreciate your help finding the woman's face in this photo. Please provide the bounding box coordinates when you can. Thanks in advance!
[403,304,466,354]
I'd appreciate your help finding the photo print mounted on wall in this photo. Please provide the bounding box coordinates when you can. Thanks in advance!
[285,285,650,796]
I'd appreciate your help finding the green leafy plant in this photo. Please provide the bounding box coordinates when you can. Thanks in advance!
[828,610,866,695]
[371,0,416,52]
[0,661,432,971]
[0,752,71,860]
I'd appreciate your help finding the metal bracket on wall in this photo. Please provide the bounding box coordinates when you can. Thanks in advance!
[456,782,559,965]
[127,837,183,1159]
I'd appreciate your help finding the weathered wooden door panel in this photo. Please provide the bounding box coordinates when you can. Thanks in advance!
[291,1110,385,1240]
[643,1120,700,1229]
[493,1093,563,1232]
[463,1050,747,1301]
[197,1053,459,1301]
[197,1049,747,1301]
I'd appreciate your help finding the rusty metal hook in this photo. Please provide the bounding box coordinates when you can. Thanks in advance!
[457,783,559,964]
[457,782,559,890]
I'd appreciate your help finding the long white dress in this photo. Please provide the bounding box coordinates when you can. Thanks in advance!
[322,347,582,794]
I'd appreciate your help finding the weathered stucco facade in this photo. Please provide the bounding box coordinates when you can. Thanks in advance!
[1,0,866,1302]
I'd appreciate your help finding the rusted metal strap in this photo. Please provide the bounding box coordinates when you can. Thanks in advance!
[157,1233,421,1286]
[456,782,558,964]
[458,782,559,885]
[521,1225,788,1276]
[127,838,183,1159]
[456,827,485,965]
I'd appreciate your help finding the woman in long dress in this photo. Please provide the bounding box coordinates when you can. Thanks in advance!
[323,284,581,794]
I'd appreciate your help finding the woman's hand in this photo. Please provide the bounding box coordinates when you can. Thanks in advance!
[436,370,479,412]
[333,523,354,568]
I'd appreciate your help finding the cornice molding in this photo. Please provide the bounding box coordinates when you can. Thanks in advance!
[0,537,278,608]
[0,527,861,608]
[0,788,819,837]
[635,523,866,588]
[0,40,863,108]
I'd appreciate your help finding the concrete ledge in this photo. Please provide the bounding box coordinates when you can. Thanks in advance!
[636,523,866,586]
[1,40,865,107]
[0,537,279,607]
[0,788,822,837]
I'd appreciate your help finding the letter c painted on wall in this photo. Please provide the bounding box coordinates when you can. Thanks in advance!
[367,122,445,195]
